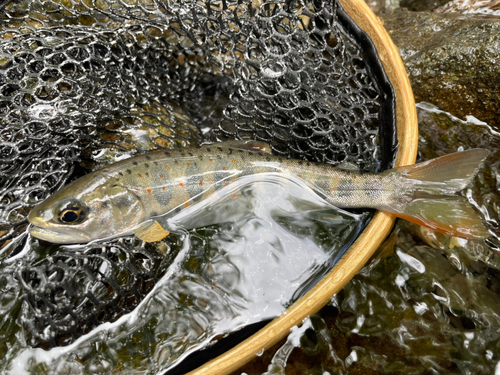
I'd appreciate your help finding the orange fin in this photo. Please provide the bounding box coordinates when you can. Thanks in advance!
[135,220,170,242]
[394,197,489,239]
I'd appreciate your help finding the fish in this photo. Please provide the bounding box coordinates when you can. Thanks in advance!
[28,140,490,244]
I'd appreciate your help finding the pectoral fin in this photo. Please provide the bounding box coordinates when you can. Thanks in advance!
[135,220,170,242]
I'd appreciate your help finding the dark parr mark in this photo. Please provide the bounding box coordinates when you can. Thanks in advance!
[146,155,151,160]
[186,163,203,202]
[126,169,132,174]
[132,161,138,166]
[214,161,231,191]
[144,163,150,168]
[338,179,355,200]
[364,179,382,200]
[152,170,173,206]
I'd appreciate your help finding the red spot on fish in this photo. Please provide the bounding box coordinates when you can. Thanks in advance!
[329,189,332,193]
[249,163,253,167]
[224,182,228,186]
[147,189,152,194]
[199,180,203,186]
[222,166,226,170]
[209,158,213,162]
[138,174,142,177]
[160,174,164,178]
[232,194,236,198]
[297,173,302,178]
[187,163,190,167]
[185,202,189,207]
[179,183,185,188]
[135,188,139,193]
[166,166,170,170]
[232,159,236,163]
[162,187,166,191]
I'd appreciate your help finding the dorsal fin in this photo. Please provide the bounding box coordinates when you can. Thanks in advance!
[214,140,272,154]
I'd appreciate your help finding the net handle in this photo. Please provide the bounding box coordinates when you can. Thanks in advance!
[188,0,418,373]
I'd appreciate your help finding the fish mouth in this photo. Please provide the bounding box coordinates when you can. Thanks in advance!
[29,225,88,244]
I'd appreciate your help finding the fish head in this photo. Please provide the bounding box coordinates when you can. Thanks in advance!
[28,176,145,244]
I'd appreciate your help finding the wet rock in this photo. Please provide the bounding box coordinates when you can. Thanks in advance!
[400,0,450,12]
[436,0,500,16]
[363,0,387,14]
[381,9,500,131]
[363,0,402,15]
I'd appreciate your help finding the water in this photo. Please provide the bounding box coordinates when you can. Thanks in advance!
[3,102,498,374]
[236,103,500,375]
[0,173,367,374]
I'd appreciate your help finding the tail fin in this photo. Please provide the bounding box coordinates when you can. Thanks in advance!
[389,149,490,239]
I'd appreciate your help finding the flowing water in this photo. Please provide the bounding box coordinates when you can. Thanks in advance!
[235,103,500,375]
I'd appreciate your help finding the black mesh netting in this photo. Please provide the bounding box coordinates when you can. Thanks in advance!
[0,0,396,371]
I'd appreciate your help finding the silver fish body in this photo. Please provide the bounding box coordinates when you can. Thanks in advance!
[28,141,490,243]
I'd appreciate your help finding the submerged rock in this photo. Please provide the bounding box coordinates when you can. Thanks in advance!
[382,9,500,131]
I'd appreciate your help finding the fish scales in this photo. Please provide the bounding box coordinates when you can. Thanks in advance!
[92,145,389,220]
[28,142,490,243]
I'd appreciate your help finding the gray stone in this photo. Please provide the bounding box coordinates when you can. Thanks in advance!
[381,9,500,131]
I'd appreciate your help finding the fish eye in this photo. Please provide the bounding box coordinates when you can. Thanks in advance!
[60,210,80,223]
[56,199,87,225]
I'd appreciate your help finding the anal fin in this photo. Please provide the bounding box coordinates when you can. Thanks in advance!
[393,197,489,239]
[135,220,170,242]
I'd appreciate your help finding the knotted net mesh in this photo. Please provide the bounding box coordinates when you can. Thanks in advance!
[0,0,396,372]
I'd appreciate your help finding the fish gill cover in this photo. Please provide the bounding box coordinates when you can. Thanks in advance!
[0,0,396,373]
